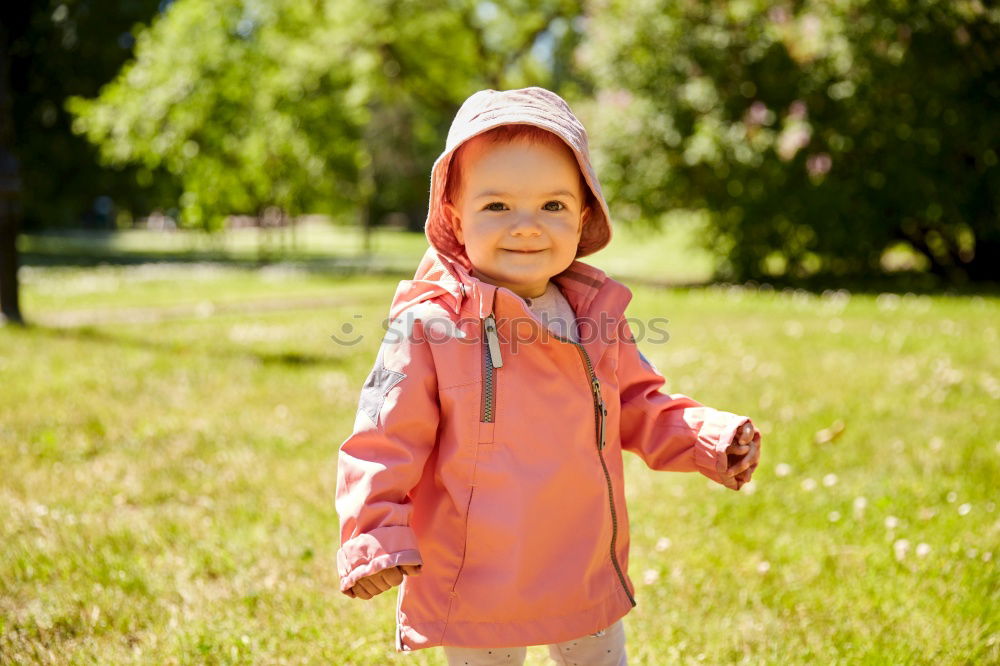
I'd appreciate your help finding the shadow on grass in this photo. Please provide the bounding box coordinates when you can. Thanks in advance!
[18,322,354,369]
[19,225,415,276]
[622,270,1000,297]
[20,250,415,278]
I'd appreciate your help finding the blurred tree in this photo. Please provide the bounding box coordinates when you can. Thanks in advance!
[583,0,1000,282]
[70,0,362,235]
[3,0,177,231]
[1,17,24,325]
[69,0,590,251]
[2,0,177,326]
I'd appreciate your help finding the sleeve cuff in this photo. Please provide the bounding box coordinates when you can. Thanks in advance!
[337,525,423,594]
[693,411,753,491]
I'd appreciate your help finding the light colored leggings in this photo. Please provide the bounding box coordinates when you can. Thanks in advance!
[442,618,627,666]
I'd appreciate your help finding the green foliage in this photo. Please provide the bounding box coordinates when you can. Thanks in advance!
[68,0,589,232]
[68,0,365,231]
[2,0,175,229]
[583,0,1000,282]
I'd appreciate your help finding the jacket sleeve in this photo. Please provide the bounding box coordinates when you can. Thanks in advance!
[335,317,440,596]
[616,319,759,491]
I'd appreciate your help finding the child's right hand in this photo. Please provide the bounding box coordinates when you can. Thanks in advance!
[347,564,422,600]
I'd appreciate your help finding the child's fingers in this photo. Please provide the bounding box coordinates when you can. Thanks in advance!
[357,576,384,597]
[351,566,413,601]
[400,564,423,576]
[738,422,754,445]
[370,572,395,593]
[728,442,758,477]
[737,462,758,484]
[382,566,404,587]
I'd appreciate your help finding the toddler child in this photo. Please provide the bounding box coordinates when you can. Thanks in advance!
[336,87,761,665]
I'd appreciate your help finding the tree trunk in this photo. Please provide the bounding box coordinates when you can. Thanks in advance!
[963,235,1000,282]
[0,24,24,326]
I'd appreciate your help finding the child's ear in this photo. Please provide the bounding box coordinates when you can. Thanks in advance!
[578,204,592,235]
[444,201,465,245]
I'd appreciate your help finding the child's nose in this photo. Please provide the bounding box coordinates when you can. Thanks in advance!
[509,213,543,236]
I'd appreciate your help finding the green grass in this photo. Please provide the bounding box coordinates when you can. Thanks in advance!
[1,250,997,663]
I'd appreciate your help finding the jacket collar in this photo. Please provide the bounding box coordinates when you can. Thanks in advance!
[390,246,633,364]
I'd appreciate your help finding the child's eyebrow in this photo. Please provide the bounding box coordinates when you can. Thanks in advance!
[473,190,577,201]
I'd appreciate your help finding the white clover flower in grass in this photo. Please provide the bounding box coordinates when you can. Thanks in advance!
[853,496,868,518]
[775,463,792,477]
[929,436,943,452]
[757,561,771,574]
[884,515,899,529]
[801,478,817,491]
[643,569,659,585]
[877,293,900,311]
[894,539,911,561]
[984,552,993,562]
[828,511,841,522]
[822,474,838,487]
[655,537,672,552]
[915,543,931,557]
[947,491,958,503]
[958,503,972,516]
[784,321,804,338]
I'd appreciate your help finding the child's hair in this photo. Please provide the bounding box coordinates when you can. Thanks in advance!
[444,123,595,214]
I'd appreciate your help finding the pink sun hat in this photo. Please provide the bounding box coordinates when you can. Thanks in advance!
[423,86,614,271]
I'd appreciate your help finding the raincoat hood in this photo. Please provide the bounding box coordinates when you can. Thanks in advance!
[389,87,615,323]
[424,86,613,272]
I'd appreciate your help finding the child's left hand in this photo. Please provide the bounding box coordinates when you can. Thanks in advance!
[724,422,760,485]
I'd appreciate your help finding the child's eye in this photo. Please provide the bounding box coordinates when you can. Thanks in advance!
[482,201,567,212]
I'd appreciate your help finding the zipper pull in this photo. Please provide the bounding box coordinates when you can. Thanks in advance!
[592,377,607,450]
[485,315,503,368]
[599,404,606,451]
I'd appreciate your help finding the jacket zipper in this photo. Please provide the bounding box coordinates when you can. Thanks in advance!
[564,338,637,608]
[480,314,502,422]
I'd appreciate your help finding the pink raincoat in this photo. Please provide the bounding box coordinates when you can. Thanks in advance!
[336,87,759,652]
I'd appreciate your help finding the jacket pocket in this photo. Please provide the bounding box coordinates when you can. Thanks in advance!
[450,446,481,596]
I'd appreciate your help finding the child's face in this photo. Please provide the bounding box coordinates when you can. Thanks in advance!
[444,137,591,300]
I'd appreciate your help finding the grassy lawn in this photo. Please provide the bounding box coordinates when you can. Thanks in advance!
[1,241,997,663]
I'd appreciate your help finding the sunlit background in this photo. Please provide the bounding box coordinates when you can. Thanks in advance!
[0,1,997,664]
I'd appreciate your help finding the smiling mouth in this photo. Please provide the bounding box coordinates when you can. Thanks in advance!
[504,248,546,253]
